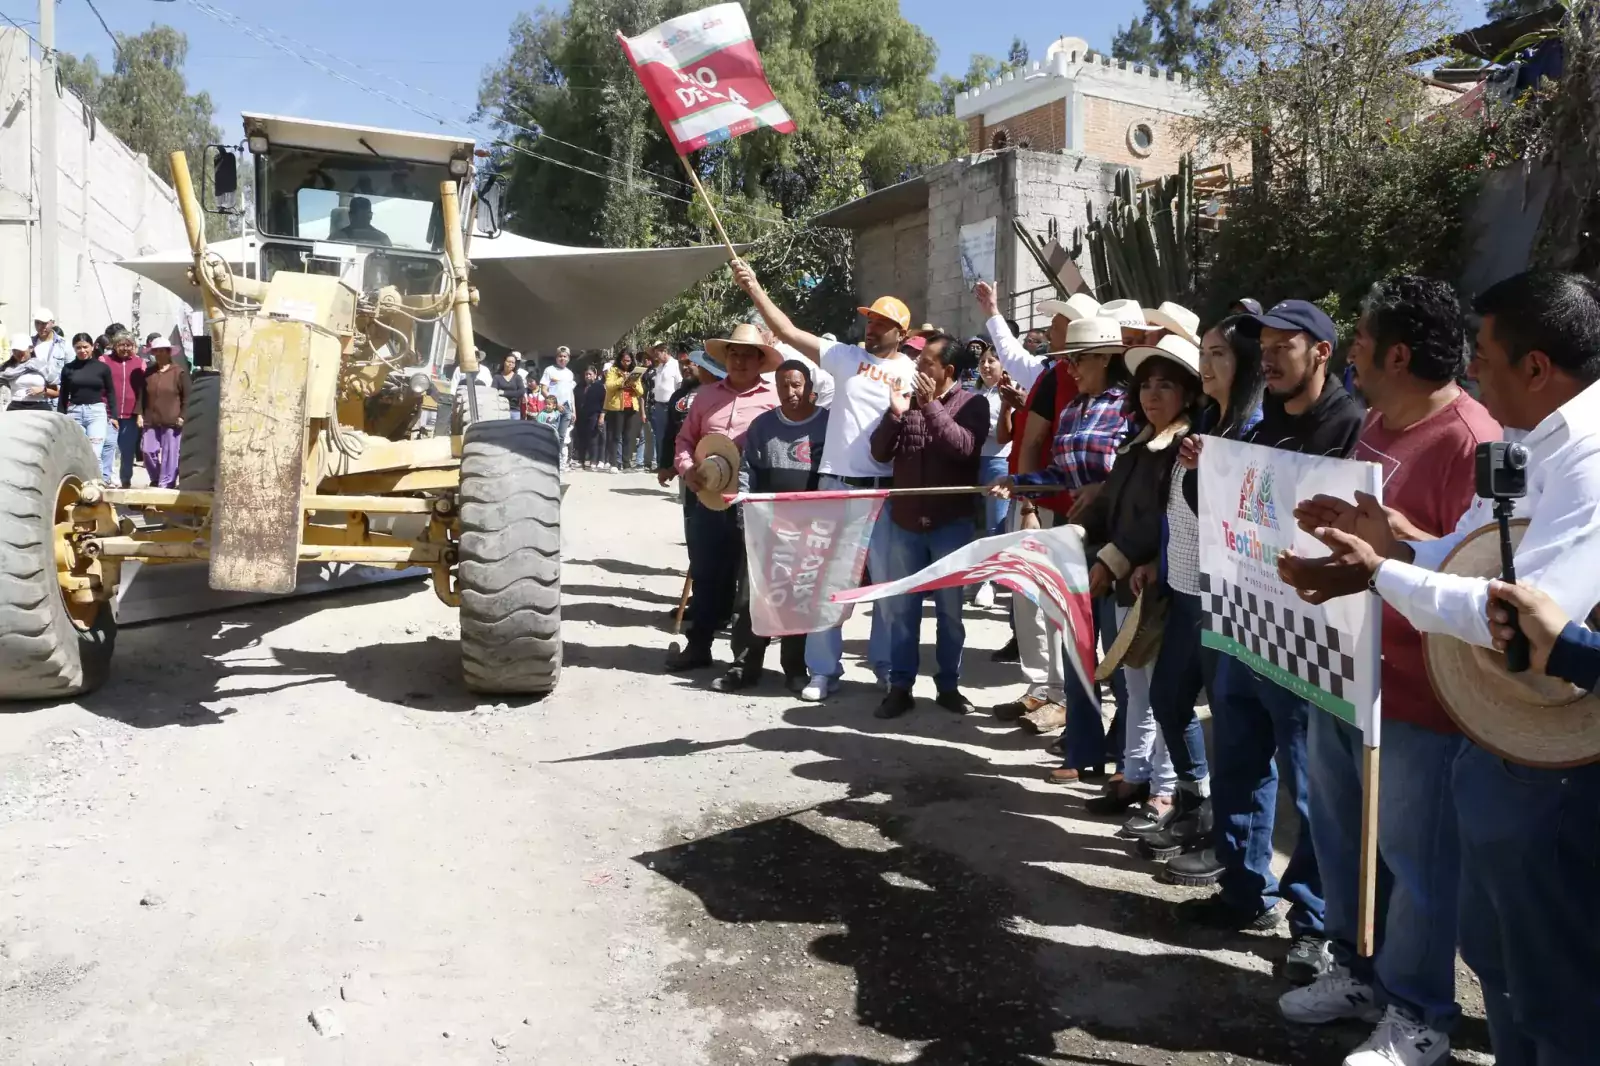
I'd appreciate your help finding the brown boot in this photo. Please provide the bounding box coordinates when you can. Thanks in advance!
[1019,701,1067,734]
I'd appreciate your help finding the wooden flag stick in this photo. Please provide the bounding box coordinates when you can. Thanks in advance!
[673,573,692,635]
[678,152,737,260]
[1357,744,1381,957]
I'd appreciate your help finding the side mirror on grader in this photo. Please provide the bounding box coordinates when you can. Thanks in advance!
[0,147,563,703]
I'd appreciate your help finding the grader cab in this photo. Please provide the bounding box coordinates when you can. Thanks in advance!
[0,116,560,701]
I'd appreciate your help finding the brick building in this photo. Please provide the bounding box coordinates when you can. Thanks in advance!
[954,36,1206,179]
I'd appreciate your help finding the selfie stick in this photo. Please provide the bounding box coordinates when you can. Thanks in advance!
[1495,497,1531,674]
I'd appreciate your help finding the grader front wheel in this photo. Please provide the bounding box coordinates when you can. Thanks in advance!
[455,418,562,695]
[0,413,116,700]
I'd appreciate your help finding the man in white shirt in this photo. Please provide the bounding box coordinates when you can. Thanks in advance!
[31,307,69,385]
[540,346,578,469]
[647,343,681,476]
[732,260,916,701]
[1284,270,1600,1066]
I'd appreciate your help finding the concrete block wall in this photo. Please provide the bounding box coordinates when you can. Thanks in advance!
[853,210,929,333]
[1005,151,1124,330]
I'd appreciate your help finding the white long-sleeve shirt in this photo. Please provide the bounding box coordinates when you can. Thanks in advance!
[985,315,1048,392]
[1374,378,1600,647]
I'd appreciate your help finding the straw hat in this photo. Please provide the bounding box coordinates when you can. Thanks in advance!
[1125,334,1201,379]
[1099,300,1148,330]
[1423,520,1600,767]
[1143,302,1202,346]
[691,433,742,511]
[1038,293,1102,323]
[704,323,784,373]
[1060,316,1125,355]
[1097,588,1168,680]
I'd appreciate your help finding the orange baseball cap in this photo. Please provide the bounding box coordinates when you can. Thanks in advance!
[856,296,911,331]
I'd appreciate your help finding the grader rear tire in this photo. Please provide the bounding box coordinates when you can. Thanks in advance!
[456,418,561,695]
[0,413,116,700]
[177,371,220,490]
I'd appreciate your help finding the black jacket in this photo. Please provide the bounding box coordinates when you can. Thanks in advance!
[1080,416,1192,605]
[658,379,701,472]
[1245,379,1363,459]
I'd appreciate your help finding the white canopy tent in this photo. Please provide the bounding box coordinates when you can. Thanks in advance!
[116,231,739,353]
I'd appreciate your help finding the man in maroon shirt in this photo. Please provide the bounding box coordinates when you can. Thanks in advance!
[869,332,990,719]
[99,332,146,488]
[1278,276,1501,1066]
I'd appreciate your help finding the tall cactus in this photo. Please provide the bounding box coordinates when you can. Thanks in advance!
[1081,153,1199,306]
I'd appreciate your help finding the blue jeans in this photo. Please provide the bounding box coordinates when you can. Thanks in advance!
[882,517,971,691]
[1059,595,1126,771]
[1209,655,1325,935]
[977,455,1009,536]
[1453,744,1600,1064]
[556,408,573,467]
[1149,591,1214,785]
[648,403,668,468]
[1309,713,1463,1031]
[67,404,109,465]
[805,477,893,682]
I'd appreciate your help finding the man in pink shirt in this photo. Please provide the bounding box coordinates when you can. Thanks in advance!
[1279,276,1500,1066]
[667,323,781,672]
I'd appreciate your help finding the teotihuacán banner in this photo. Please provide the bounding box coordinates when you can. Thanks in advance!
[1198,437,1384,746]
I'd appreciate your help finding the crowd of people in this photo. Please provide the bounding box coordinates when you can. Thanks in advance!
[0,308,191,487]
[647,262,1600,1066]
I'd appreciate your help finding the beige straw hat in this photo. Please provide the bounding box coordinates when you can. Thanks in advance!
[704,323,785,373]
[1423,520,1600,768]
[691,433,742,512]
[1097,588,1167,680]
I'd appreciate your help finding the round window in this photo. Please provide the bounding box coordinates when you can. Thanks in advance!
[1127,122,1156,158]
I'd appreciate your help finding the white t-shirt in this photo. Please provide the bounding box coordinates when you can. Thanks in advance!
[817,342,916,478]
[540,365,576,409]
[651,358,681,403]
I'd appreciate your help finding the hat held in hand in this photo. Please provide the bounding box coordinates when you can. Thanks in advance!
[692,433,742,512]
[1423,520,1600,768]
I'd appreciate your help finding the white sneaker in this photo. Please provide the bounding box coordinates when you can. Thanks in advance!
[1279,967,1382,1025]
[799,675,837,702]
[1343,1007,1448,1066]
[974,582,996,608]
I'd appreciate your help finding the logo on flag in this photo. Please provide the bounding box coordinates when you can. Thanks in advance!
[740,490,887,637]
[617,3,798,155]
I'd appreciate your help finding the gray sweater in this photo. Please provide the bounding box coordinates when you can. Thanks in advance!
[739,407,829,494]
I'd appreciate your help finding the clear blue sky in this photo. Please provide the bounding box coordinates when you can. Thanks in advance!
[39,0,1491,141]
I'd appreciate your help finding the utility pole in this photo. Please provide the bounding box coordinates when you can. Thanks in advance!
[38,0,58,318]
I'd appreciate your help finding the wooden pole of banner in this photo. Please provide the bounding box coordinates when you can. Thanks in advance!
[678,152,738,260]
[1356,745,1381,957]
[673,574,692,635]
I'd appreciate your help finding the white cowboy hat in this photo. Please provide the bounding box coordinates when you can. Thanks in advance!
[1423,519,1600,768]
[692,433,742,511]
[704,323,784,373]
[1125,334,1201,380]
[1143,302,1202,346]
[1098,299,1148,330]
[1058,315,1125,354]
[1038,293,1102,323]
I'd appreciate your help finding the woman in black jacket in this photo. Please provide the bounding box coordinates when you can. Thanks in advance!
[1074,335,1206,830]
[492,354,527,419]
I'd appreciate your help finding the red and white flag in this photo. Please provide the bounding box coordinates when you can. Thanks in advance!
[740,490,888,637]
[617,3,797,154]
[832,527,1099,697]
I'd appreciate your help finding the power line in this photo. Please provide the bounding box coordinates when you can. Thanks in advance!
[82,0,121,59]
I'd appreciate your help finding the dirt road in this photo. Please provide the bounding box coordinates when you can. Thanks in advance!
[0,473,1488,1065]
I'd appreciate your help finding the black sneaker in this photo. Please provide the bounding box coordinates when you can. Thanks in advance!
[934,689,975,715]
[1161,846,1226,886]
[710,667,757,693]
[874,686,916,719]
[664,642,715,673]
[1174,894,1282,932]
[1281,935,1333,986]
[990,636,1019,663]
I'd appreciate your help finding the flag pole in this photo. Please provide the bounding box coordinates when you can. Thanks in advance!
[1357,745,1380,956]
[677,151,737,260]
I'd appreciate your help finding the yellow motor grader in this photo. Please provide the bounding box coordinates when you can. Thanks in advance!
[0,118,559,701]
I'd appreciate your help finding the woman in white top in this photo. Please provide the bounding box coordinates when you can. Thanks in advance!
[0,333,55,411]
[969,345,1019,608]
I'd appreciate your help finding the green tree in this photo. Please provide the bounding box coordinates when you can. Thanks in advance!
[1112,0,1228,75]
[1486,0,1553,20]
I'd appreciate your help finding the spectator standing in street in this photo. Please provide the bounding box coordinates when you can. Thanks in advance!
[604,351,645,471]
[31,308,69,386]
[649,343,682,472]
[870,333,990,719]
[138,338,189,489]
[2,333,57,411]
[1168,300,1362,989]
[492,353,527,419]
[57,332,114,459]
[540,346,577,468]
[969,344,1015,608]
[718,358,830,694]
[730,260,917,702]
[574,365,607,470]
[668,324,781,672]
[100,332,145,488]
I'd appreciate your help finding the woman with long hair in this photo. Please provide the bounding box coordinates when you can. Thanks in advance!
[1138,316,1266,861]
[603,350,645,471]
[57,332,115,459]
[492,353,527,420]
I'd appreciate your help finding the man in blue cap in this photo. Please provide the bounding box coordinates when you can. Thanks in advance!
[1167,298,1363,986]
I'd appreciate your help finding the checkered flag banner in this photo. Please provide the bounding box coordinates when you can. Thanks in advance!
[1197,438,1384,745]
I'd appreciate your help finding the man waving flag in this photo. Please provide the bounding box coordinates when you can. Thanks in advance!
[617,2,796,154]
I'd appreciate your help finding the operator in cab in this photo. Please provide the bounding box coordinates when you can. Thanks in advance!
[332,196,392,247]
